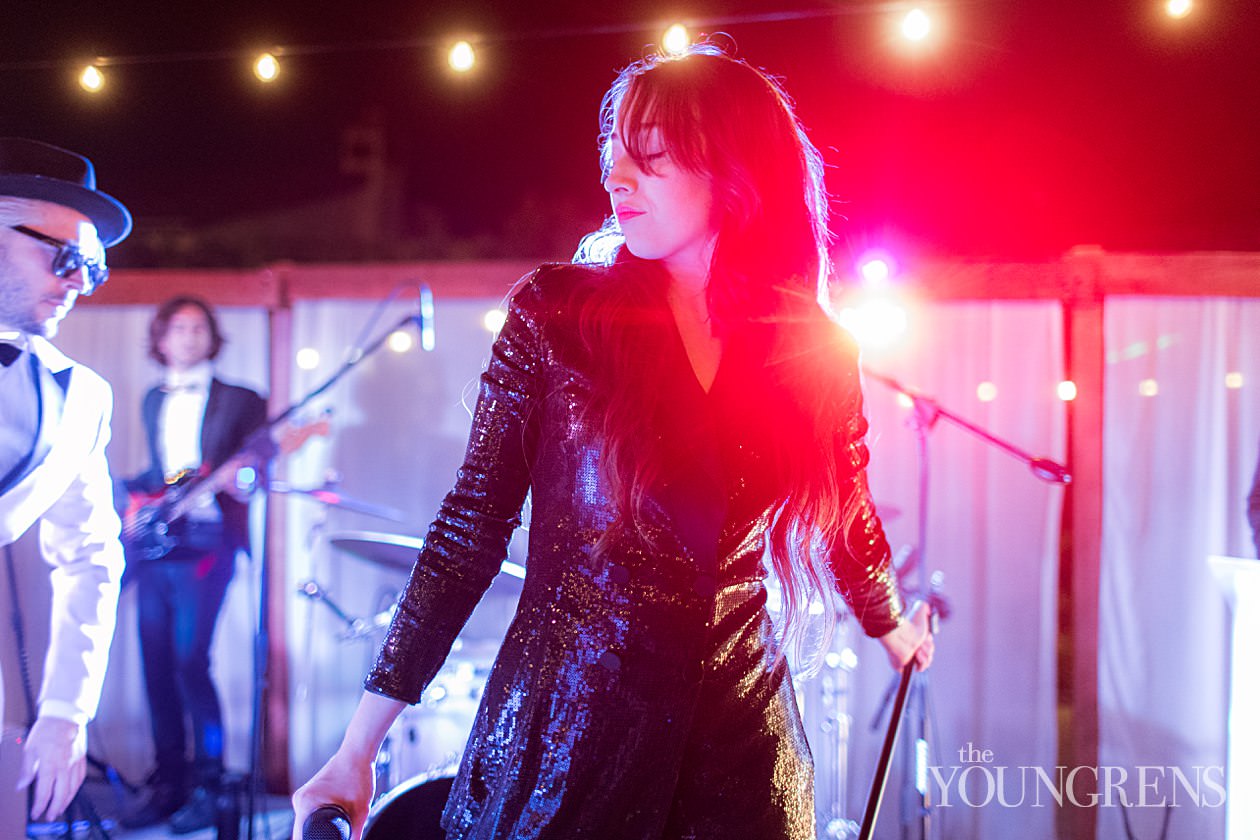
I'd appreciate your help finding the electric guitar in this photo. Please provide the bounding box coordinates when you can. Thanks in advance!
[122,417,329,562]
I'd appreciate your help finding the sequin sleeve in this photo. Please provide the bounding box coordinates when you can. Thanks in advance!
[826,342,903,639]
[365,271,547,703]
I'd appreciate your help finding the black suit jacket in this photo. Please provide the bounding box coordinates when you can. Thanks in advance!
[136,377,268,553]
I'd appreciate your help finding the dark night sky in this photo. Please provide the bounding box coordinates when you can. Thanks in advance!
[3,0,1258,265]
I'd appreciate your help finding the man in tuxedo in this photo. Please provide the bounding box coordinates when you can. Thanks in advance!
[121,296,267,832]
[0,138,129,839]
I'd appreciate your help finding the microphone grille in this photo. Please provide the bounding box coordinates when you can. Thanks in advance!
[302,805,351,840]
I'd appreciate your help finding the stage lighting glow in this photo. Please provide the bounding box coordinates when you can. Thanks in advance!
[483,308,507,334]
[388,330,414,353]
[662,24,691,56]
[859,258,891,285]
[449,41,476,72]
[1225,372,1244,389]
[1166,0,1193,19]
[976,381,997,402]
[837,297,908,351]
[296,347,320,370]
[1138,378,1159,397]
[253,52,280,82]
[1057,380,1078,402]
[901,8,932,41]
[79,65,105,93]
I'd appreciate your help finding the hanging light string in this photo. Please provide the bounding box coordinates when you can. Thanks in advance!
[0,3,949,74]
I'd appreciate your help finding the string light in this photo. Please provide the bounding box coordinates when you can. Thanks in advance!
[0,5,1219,100]
[448,40,476,73]
[1225,372,1244,389]
[976,381,997,402]
[901,8,933,41]
[253,52,280,82]
[1138,378,1159,397]
[296,347,320,370]
[1165,0,1193,19]
[78,65,105,93]
[483,309,507,334]
[388,330,414,352]
[1057,381,1078,401]
[661,24,692,55]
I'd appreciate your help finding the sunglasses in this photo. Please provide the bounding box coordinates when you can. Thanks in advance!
[9,224,109,294]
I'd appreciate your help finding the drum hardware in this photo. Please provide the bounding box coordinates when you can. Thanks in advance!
[376,639,497,791]
[327,530,526,580]
[296,579,398,641]
[272,478,412,524]
[363,762,462,840]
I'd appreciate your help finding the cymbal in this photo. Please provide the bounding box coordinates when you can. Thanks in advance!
[271,481,410,523]
[329,530,425,573]
[327,530,525,580]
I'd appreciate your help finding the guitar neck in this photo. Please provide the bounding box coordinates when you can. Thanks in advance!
[160,416,330,523]
[164,458,244,522]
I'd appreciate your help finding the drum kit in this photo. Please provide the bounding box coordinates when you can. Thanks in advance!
[286,480,520,837]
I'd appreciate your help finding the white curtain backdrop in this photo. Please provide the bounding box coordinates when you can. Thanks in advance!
[1099,297,1260,840]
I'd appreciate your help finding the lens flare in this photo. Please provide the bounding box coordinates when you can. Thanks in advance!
[837,298,908,351]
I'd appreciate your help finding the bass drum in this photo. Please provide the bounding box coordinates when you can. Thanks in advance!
[363,767,456,840]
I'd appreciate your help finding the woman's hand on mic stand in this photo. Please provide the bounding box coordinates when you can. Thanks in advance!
[877,600,934,672]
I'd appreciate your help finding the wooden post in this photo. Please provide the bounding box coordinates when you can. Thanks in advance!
[1058,250,1104,840]
[264,265,294,793]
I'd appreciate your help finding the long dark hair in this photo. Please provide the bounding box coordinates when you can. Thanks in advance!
[575,43,880,664]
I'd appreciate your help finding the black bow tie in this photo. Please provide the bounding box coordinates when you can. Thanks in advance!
[0,342,22,367]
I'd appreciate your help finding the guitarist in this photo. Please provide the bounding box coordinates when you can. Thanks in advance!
[121,296,266,833]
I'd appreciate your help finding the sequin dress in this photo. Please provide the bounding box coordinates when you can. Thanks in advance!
[366,263,902,839]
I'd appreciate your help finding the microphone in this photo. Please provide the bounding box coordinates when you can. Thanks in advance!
[1028,457,1072,485]
[415,283,435,351]
[302,804,351,840]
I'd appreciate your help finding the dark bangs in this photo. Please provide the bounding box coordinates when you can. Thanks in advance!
[599,49,719,179]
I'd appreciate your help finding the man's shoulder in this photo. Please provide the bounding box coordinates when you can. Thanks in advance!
[30,337,111,395]
[211,377,265,402]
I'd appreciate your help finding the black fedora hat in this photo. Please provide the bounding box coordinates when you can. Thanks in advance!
[0,138,132,246]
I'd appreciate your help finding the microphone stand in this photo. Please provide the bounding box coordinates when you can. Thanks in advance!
[859,368,1069,840]
[241,304,428,840]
